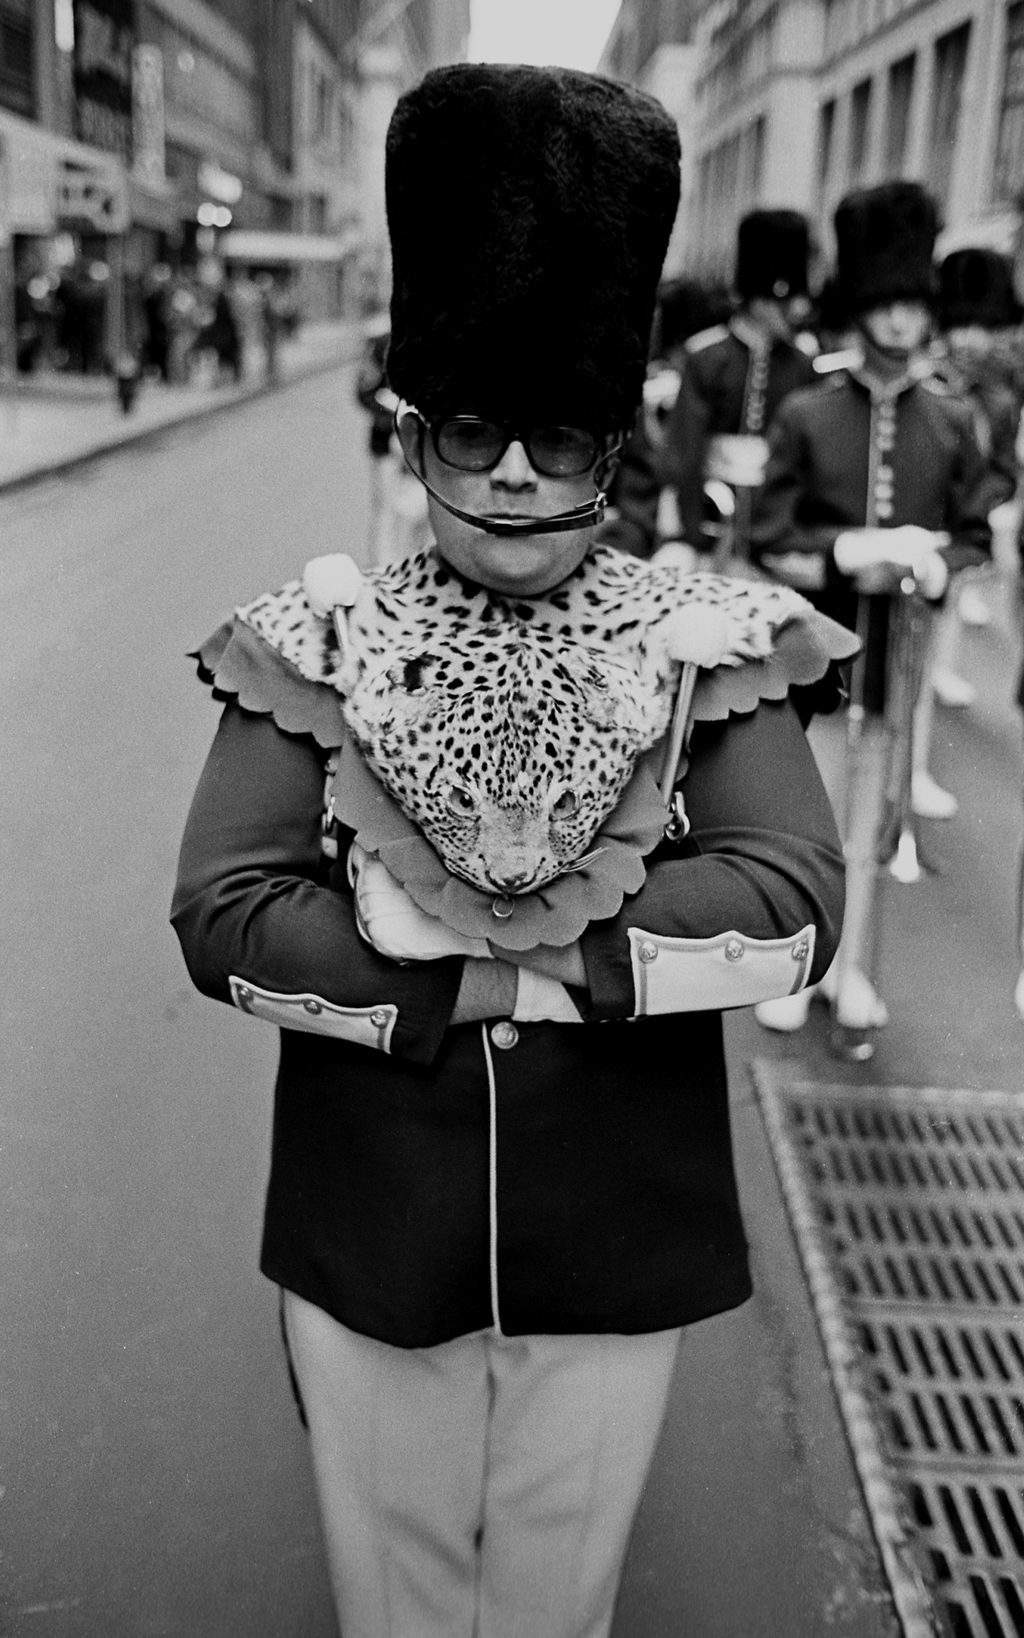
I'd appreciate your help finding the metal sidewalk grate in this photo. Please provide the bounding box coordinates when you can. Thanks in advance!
[752,1064,1024,1638]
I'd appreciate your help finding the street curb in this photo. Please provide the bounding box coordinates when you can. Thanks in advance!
[0,339,361,498]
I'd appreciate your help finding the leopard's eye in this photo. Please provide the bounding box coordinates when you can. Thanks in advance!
[387,656,430,695]
[551,789,579,820]
[446,784,478,816]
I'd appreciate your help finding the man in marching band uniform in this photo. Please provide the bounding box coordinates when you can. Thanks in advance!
[172,65,852,1637]
[657,208,817,561]
[926,248,1023,709]
[751,181,992,1049]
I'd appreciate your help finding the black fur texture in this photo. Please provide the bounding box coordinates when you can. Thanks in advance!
[938,248,1022,331]
[734,209,810,301]
[833,181,939,315]
[385,64,681,430]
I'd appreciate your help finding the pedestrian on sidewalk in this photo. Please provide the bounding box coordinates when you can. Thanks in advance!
[172,64,851,1638]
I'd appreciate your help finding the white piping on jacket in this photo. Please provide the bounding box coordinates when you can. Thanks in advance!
[480,1024,504,1337]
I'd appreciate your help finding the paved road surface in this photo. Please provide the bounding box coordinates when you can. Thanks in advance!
[2,365,1021,1636]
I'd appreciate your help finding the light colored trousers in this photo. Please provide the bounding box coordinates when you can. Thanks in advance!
[283,1290,682,1638]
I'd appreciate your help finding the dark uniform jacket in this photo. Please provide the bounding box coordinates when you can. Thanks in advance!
[658,320,817,545]
[929,353,1020,519]
[172,681,846,1350]
[750,367,993,709]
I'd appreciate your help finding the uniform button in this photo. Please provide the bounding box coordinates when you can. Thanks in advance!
[724,938,745,961]
[792,940,809,961]
[490,1021,519,1050]
[303,999,323,1015]
[876,500,894,521]
[370,1008,390,1028]
[638,941,659,964]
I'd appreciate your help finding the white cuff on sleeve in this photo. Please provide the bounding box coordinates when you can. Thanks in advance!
[628,925,815,1017]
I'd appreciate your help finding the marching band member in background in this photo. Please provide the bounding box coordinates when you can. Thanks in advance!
[657,209,817,563]
[354,311,432,566]
[751,181,992,1051]
[927,248,1023,705]
[597,278,731,560]
[172,64,853,1638]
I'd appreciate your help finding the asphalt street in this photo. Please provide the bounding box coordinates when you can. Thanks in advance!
[1,364,1021,1637]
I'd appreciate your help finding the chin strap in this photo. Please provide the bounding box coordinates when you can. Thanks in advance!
[394,403,620,537]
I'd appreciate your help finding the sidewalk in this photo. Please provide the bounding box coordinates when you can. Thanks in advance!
[0,318,360,494]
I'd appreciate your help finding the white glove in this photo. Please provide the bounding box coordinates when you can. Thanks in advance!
[348,843,491,961]
[834,526,949,598]
[705,434,769,489]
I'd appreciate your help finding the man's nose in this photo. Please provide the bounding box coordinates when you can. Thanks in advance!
[490,439,537,488]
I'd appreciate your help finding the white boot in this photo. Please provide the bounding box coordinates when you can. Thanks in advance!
[834,967,889,1031]
[754,988,815,1033]
[932,668,976,709]
[958,586,991,627]
[911,769,958,820]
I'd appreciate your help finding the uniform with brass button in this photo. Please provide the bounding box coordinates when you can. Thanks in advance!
[751,181,993,1055]
[657,209,817,566]
[172,61,851,1638]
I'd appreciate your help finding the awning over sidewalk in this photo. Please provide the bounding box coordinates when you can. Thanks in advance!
[0,108,128,235]
[218,229,360,264]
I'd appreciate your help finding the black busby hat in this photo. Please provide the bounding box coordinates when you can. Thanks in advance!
[734,209,810,301]
[385,63,681,429]
[656,277,731,356]
[833,181,939,315]
[938,248,1023,330]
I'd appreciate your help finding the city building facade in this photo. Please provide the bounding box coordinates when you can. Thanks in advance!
[606,0,1024,290]
[599,0,701,277]
[0,0,468,372]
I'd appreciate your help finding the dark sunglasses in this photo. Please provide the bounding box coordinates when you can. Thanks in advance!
[428,415,603,478]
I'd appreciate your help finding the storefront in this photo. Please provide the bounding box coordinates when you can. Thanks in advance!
[217,226,361,321]
[0,105,132,373]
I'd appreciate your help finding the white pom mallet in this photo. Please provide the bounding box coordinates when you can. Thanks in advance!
[658,604,734,805]
[302,553,363,668]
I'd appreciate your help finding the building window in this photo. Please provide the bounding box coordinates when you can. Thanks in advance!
[817,98,836,194]
[0,2,34,117]
[884,53,916,173]
[927,21,971,205]
[994,1,1024,207]
[848,77,873,182]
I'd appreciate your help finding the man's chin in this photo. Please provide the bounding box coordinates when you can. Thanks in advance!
[443,530,592,595]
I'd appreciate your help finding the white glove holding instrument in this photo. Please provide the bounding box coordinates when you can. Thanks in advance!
[833,525,949,600]
[705,433,769,490]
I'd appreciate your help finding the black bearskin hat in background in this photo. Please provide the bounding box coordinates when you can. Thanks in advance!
[385,63,681,429]
[833,180,939,315]
[734,209,810,301]
[655,277,731,359]
[938,247,1023,331]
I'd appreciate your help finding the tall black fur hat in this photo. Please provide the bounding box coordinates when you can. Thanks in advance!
[385,63,681,428]
[735,210,810,301]
[834,181,939,314]
[938,248,1023,330]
